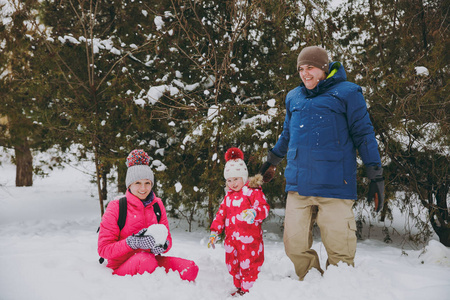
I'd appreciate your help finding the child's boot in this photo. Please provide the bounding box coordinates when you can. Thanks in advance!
[231,288,248,297]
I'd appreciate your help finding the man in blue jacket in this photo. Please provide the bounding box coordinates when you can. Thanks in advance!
[260,46,384,280]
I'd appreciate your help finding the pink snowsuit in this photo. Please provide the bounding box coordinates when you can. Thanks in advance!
[210,184,270,292]
[98,190,198,281]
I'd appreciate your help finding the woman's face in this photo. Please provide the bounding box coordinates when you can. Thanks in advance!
[298,64,326,90]
[129,179,153,200]
[226,177,245,192]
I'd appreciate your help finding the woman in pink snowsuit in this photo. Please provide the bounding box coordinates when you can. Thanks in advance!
[98,149,198,281]
[209,148,270,295]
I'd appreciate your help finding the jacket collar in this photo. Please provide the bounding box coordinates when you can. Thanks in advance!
[302,61,346,97]
[226,182,252,195]
[126,189,155,207]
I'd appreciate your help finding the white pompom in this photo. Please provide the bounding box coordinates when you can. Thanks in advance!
[146,224,168,246]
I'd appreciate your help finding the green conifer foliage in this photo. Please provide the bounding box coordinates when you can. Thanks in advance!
[0,0,66,186]
[153,0,336,227]
[333,0,449,246]
[2,0,447,243]
[33,0,178,215]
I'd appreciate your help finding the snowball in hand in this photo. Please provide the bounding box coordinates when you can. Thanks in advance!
[146,224,168,246]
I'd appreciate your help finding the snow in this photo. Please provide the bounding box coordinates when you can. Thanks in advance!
[415,66,429,76]
[150,159,166,172]
[146,224,169,246]
[146,85,180,105]
[0,157,449,300]
[267,99,276,107]
[207,105,220,121]
[58,35,80,45]
[154,16,164,30]
[175,182,182,193]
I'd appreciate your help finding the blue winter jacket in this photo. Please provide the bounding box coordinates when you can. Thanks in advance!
[271,62,381,200]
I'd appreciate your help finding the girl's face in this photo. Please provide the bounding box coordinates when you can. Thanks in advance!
[226,177,245,192]
[298,64,326,90]
[129,179,153,200]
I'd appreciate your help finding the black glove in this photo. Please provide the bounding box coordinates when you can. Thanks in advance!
[259,150,283,183]
[259,162,275,183]
[367,166,385,212]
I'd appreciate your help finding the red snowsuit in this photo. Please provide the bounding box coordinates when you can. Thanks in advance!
[210,184,270,292]
[98,190,198,281]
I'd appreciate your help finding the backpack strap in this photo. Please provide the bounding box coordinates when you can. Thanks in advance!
[117,197,127,230]
[153,201,161,223]
[99,197,127,265]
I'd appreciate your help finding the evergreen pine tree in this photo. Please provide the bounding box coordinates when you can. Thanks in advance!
[332,0,449,245]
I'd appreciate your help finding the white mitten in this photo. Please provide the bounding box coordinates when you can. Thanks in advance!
[146,224,169,246]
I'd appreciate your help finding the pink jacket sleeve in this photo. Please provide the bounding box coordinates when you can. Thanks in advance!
[154,198,173,253]
[97,200,133,260]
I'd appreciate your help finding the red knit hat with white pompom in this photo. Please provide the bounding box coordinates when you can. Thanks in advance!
[224,148,248,183]
[125,149,154,188]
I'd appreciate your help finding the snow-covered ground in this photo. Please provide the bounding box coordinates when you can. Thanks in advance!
[0,155,449,300]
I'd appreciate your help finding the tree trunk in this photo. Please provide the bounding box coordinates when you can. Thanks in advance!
[15,139,33,187]
[94,151,105,217]
[431,209,450,246]
[117,160,127,194]
[101,166,108,203]
[208,190,215,226]
[429,185,450,247]
[436,228,450,247]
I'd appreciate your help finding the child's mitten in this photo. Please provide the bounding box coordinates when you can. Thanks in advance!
[241,209,256,224]
[208,232,219,249]
[151,240,169,255]
[126,229,156,250]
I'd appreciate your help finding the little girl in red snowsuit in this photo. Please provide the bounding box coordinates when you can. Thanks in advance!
[98,149,198,281]
[209,148,270,295]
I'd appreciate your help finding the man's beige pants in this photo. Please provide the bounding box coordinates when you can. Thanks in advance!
[284,191,357,280]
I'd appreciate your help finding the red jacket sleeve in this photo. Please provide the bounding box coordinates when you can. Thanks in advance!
[210,196,227,234]
[249,187,270,224]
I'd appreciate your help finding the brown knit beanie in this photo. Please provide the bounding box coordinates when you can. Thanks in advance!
[297,46,329,73]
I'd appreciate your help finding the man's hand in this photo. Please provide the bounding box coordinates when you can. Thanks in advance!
[367,166,385,212]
